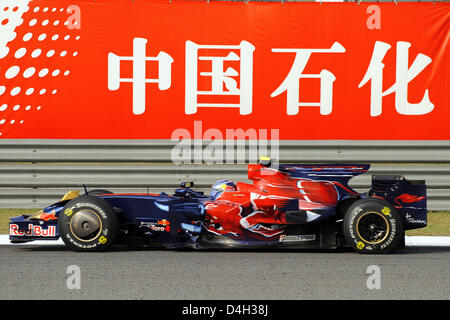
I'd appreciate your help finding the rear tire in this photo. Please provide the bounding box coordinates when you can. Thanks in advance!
[59,196,119,252]
[343,198,403,254]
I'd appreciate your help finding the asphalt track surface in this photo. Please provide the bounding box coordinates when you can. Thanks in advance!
[0,245,449,300]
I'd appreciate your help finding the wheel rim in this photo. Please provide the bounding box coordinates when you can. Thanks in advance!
[69,209,102,242]
[356,211,390,245]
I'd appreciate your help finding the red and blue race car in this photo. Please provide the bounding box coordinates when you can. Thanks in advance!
[9,158,427,254]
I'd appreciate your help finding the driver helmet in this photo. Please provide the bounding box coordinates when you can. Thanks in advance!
[209,179,236,199]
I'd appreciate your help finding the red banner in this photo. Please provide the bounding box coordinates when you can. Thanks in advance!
[0,0,448,139]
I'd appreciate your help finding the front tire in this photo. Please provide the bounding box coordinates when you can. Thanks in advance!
[58,196,119,252]
[343,198,403,254]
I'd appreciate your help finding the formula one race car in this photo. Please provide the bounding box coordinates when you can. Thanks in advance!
[9,158,427,254]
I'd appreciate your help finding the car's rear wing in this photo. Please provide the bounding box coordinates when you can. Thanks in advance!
[370,175,427,230]
[279,164,370,193]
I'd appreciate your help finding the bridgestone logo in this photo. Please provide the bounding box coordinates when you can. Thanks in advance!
[66,234,98,249]
[380,218,396,250]
[74,203,107,219]
[280,234,316,242]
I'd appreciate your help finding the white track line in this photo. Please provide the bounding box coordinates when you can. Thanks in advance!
[1,235,450,247]
[404,236,450,247]
[0,236,64,245]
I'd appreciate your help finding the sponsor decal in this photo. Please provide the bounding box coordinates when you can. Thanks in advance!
[380,218,396,250]
[395,194,427,208]
[40,212,58,221]
[140,220,171,232]
[150,225,170,232]
[9,224,56,237]
[157,219,170,227]
[66,234,98,249]
[404,213,427,225]
[279,234,316,242]
[0,2,447,141]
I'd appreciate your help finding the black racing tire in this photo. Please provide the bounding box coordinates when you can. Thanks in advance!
[343,198,403,254]
[58,196,119,252]
[83,189,114,197]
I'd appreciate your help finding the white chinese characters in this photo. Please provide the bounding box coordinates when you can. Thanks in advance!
[185,40,255,115]
[359,41,434,117]
[107,38,434,117]
[108,38,173,115]
[271,42,345,116]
